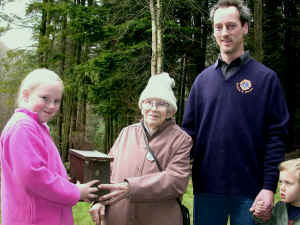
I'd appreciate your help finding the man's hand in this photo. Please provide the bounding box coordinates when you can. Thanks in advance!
[250,189,274,221]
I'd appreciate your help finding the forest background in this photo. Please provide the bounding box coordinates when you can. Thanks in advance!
[0,0,300,163]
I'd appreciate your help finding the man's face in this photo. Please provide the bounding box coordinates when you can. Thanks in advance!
[213,6,248,62]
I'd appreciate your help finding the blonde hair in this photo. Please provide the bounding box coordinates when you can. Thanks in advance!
[17,68,64,107]
[279,158,300,183]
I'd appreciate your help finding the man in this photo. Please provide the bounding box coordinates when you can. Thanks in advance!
[181,0,290,225]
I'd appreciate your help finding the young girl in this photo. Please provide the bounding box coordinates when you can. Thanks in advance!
[250,158,300,224]
[0,68,99,225]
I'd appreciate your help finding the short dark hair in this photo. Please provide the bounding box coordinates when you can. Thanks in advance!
[210,0,251,26]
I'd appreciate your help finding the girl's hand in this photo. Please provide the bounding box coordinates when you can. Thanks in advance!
[89,202,105,225]
[98,182,129,205]
[76,180,99,202]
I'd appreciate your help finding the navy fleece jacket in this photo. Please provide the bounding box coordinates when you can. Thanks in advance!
[182,58,289,198]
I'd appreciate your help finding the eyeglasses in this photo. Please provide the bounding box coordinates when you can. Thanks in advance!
[143,100,169,109]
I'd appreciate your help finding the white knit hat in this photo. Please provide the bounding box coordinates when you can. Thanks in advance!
[138,72,177,113]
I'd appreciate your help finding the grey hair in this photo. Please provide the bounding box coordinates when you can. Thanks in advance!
[210,0,251,26]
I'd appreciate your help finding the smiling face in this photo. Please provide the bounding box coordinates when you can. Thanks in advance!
[213,6,248,63]
[279,169,300,206]
[141,98,172,131]
[23,82,63,123]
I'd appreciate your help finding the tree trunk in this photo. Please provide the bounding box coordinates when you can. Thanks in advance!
[71,94,78,132]
[150,0,157,75]
[104,113,113,154]
[54,0,68,155]
[56,103,63,156]
[176,54,187,125]
[156,0,162,74]
[150,0,163,75]
[253,0,263,62]
[283,0,298,151]
[38,0,49,66]
[77,88,87,137]
[61,89,73,162]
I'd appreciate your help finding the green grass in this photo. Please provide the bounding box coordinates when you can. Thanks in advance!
[73,182,281,225]
[274,183,281,203]
[0,181,280,225]
[72,180,194,225]
[182,179,194,225]
[73,202,94,225]
[183,181,281,225]
[0,183,194,225]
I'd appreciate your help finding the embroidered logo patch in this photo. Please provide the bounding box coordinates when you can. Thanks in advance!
[236,79,253,94]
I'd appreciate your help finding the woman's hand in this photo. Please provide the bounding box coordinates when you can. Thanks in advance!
[98,182,129,205]
[89,202,105,225]
[76,180,99,202]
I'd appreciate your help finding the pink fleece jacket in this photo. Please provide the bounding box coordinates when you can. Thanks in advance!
[0,108,80,225]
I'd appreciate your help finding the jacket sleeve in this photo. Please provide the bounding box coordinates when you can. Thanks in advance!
[6,122,80,206]
[125,134,192,202]
[263,74,289,192]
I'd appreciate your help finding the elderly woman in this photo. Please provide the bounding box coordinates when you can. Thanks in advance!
[89,72,192,225]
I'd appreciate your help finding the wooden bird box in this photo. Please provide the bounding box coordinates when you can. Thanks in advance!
[69,149,113,200]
